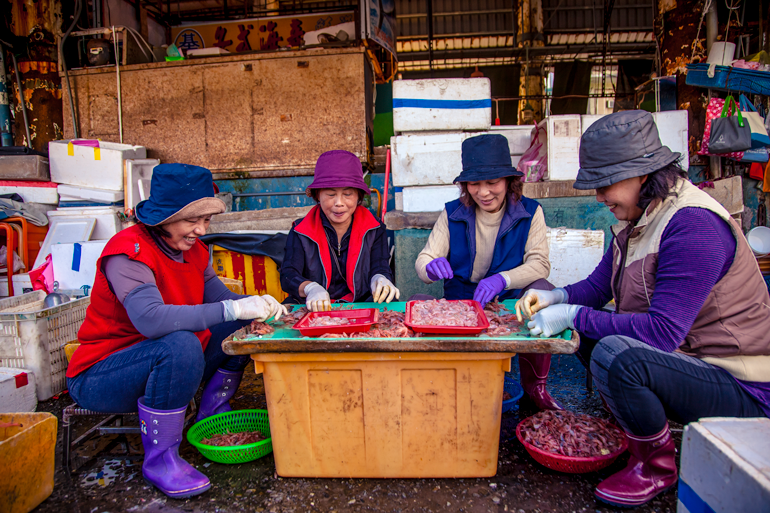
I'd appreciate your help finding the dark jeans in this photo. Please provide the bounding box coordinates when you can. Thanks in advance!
[67,320,252,412]
[587,335,766,436]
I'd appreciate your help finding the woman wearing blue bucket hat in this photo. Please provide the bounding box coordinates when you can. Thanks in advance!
[66,163,287,499]
[414,133,561,411]
[281,150,399,310]
[517,111,770,507]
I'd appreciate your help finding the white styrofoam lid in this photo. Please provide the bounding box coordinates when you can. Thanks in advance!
[698,418,770,475]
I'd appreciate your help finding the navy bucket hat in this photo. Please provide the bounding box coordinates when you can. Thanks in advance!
[454,134,523,183]
[574,110,681,190]
[135,163,225,226]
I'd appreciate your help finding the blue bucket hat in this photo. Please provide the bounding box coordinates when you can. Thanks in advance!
[135,163,225,226]
[574,110,681,190]
[454,134,523,183]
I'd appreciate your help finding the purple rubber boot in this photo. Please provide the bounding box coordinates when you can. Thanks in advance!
[196,369,244,422]
[138,399,210,499]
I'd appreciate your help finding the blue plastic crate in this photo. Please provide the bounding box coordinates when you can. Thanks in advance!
[687,63,770,95]
[502,372,524,414]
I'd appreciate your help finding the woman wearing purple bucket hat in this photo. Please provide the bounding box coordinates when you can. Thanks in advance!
[518,111,770,507]
[414,133,562,412]
[281,150,399,310]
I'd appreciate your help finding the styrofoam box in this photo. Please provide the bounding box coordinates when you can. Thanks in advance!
[57,184,124,203]
[548,111,691,182]
[51,241,107,290]
[0,367,37,413]
[393,78,492,133]
[678,417,770,513]
[546,227,604,288]
[0,181,58,204]
[391,129,530,187]
[402,185,460,212]
[0,273,34,297]
[49,139,146,191]
[47,207,122,240]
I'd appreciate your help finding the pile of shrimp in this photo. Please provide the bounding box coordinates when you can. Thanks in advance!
[248,320,275,335]
[519,410,625,458]
[200,430,266,446]
[410,299,479,326]
[318,309,415,338]
[308,316,351,327]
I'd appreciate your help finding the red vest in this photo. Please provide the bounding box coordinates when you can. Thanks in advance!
[293,205,380,302]
[67,224,211,377]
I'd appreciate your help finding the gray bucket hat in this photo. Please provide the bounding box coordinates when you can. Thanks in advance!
[573,110,681,190]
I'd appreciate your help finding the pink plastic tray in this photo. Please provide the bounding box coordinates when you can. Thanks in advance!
[293,309,379,337]
[403,299,490,335]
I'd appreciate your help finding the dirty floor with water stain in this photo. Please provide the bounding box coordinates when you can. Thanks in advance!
[35,355,680,513]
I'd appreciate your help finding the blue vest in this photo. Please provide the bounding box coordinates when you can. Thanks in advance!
[443,196,541,301]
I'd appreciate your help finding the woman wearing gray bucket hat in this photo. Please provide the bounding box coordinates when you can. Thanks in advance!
[67,163,287,499]
[415,133,561,411]
[517,111,770,507]
[281,150,399,310]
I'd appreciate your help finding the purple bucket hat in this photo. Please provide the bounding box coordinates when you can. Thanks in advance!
[306,150,370,197]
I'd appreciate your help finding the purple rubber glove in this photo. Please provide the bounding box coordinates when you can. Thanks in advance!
[425,257,454,281]
[472,273,507,307]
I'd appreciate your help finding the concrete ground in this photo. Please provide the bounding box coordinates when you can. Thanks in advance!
[35,354,680,513]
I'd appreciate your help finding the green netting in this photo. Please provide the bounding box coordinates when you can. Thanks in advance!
[187,409,272,464]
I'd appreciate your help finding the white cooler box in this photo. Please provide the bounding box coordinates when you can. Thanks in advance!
[0,181,58,204]
[47,207,122,240]
[49,139,145,191]
[402,185,460,212]
[391,127,532,187]
[678,417,770,513]
[0,367,37,412]
[0,273,34,297]
[393,78,491,133]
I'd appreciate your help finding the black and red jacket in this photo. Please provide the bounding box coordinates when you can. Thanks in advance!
[281,205,392,303]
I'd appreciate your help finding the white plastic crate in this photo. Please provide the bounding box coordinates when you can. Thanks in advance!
[0,291,90,401]
[49,139,145,191]
[0,367,36,412]
[393,78,491,133]
[679,417,770,513]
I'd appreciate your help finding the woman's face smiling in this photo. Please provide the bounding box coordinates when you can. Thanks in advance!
[318,187,359,228]
[595,175,647,221]
[161,216,211,251]
[466,179,507,213]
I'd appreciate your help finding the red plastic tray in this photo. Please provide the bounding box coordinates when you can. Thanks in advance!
[403,299,490,335]
[293,309,379,337]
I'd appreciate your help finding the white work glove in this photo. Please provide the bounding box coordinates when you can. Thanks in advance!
[515,288,569,322]
[370,274,400,303]
[223,295,287,322]
[527,304,582,338]
[304,282,331,312]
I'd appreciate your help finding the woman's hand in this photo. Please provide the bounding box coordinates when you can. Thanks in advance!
[515,288,568,322]
[426,257,454,281]
[304,282,331,312]
[473,274,507,307]
[228,295,286,322]
[371,274,400,303]
[527,304,581,338]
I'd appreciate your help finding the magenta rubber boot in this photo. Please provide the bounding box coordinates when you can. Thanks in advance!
[518,353,563,411]
[595,423,678,507]
[196,369,243,422]
[138,399,211,499]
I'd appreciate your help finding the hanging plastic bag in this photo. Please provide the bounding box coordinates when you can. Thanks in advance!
[699,97,745,159]
[709,96,752,154]
[0,245,24,273]
[28,254,55,293]
[518,121,548,182]
[738,94,770,148]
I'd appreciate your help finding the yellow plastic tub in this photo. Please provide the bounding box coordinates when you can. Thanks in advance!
[0,412,57,513]
[252,352,513,478]
[212,246,286,300]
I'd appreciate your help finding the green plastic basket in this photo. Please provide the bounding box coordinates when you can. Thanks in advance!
[187,409,273,464]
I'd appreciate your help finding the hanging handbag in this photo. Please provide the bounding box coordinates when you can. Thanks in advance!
[738,94,770,148]
[742,147,770,163]
[709,96,752,154]
[699,97,745,159]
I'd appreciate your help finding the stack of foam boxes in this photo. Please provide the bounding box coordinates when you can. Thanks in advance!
[390,78,534,213]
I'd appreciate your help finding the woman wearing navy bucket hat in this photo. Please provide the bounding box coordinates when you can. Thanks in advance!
[281,150,399,309]
[414,133,561,411]
[66,164,287,499]
[517,111,770,507]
